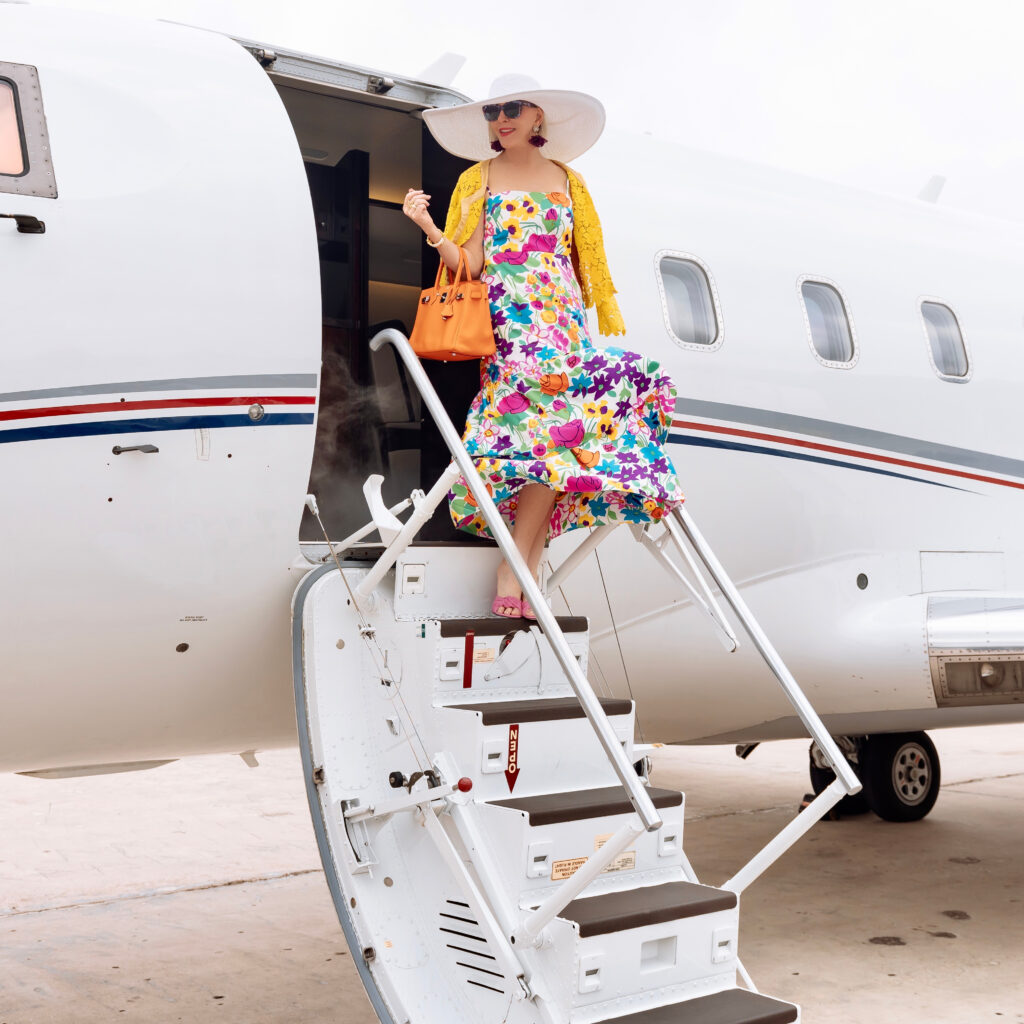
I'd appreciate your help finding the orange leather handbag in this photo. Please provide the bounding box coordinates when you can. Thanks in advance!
[409,248,494,362]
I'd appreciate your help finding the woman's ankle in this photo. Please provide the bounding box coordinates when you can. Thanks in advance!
[495,563,521,598]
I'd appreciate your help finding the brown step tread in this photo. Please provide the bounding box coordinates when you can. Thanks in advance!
[560,881,736,937]
[439,615,588,638]
[603,988,798,1024]
[491,785,681,825]
[446,696,632,726]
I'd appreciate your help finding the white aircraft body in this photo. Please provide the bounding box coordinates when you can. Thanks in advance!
[2,4,1022,818]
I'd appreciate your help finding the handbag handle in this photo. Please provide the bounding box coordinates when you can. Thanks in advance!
[435,248,472,317]
[436,245,475,290]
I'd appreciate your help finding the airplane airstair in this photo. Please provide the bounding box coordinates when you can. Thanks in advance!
[291,329,861,1024]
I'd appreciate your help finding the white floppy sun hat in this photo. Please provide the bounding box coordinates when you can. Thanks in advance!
[422,73,606,164]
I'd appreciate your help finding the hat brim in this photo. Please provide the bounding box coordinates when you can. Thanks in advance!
[422,89,605,163]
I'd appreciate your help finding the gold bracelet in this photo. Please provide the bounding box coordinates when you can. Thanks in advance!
[425,233,446,248]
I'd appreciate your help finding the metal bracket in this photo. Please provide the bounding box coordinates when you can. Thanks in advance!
[363,474,404,546]
[339,800,377,872]
[483,628,540,683]
[248,47,277,67]
[343,776,454,824]
[367,75,395,95]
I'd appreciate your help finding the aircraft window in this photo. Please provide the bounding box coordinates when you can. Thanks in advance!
[656,252,722,351]
[921,300,970,380]
[799,278,857,367]
[0,80,24,175]
[0,62,56,198]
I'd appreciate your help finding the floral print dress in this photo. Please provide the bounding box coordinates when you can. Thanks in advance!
[448,187,684,539]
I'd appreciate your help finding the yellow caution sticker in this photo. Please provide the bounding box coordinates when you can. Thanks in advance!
[550,839,637,881]
[550,856,588,881]
[472,647,496,664]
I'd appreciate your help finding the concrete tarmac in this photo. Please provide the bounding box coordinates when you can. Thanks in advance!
[2,724,1023,1023]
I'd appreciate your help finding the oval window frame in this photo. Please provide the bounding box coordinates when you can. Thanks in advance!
[654,249,724,353]
[797,274,859,369]
[918,296,972,384]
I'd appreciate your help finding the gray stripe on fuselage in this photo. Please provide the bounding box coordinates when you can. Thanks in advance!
[0,374,319,404]
[675,398,1024,480]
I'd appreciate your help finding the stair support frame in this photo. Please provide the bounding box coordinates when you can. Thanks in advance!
[724,778,845,895]
[544,524,616,594]
[642,518,739,653]
[670,507,860,795]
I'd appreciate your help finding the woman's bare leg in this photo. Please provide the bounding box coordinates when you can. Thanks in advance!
[520,515,551,619]
[494,483,555,616]
[525,519,549,580]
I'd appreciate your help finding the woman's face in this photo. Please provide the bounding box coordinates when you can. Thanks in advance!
[490,101,543,150]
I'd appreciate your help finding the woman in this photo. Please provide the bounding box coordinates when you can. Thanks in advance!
[403,79,684,618]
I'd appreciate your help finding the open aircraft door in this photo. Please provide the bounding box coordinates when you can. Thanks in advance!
[0,5,320,773]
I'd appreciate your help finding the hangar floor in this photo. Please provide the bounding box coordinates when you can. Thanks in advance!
[2,724,1022,1023]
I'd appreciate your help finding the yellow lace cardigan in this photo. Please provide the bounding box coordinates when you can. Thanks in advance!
[441,159,626,336]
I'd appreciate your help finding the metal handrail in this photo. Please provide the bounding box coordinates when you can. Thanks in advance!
[643,518,739,653]
[368,329,663,832]
[671,507,860,794]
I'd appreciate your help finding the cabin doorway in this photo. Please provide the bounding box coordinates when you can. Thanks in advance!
[273,82,480,546]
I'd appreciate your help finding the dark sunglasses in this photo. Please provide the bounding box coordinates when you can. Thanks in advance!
[482,100,537,122]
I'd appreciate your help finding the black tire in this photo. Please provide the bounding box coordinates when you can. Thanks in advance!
[808,745,870,816]
[861,731,940,822]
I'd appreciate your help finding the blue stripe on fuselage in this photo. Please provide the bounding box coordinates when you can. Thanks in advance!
[668,433,969,492]
[0,413,315,445]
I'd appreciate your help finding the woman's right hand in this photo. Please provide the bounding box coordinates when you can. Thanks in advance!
[402,188,435,234]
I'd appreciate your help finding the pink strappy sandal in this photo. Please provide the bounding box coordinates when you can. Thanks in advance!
[491,594,524,618]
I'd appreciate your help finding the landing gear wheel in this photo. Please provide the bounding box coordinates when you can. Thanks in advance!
[808,744,869,816]
[861,731,940,822]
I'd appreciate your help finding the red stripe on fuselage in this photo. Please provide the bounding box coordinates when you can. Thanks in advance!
[672,419,1024,491]
[0,396,316,423]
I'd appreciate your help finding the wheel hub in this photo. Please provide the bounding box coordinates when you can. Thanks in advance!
[892,742,931,806]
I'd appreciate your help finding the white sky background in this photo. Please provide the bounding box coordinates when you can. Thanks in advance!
[39,0,1024,222]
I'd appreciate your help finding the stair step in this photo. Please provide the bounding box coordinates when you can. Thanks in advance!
[439,615,588,637]
[561,880,737,937]
[476,785,685,903]
[447,696,632,726]
[491,785,682,826]
[603,988,798,1024]
[433,618,585,699]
